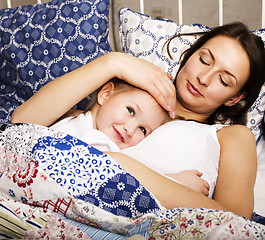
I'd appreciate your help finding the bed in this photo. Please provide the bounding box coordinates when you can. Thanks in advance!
[0,0,265,239]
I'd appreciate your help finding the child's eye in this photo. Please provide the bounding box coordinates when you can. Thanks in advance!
[127,107,135,116]
[139,126,146,135]
[199,56,210,66]
[219,75,229,87]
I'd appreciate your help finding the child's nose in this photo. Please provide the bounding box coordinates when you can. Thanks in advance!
[124,123,137,138]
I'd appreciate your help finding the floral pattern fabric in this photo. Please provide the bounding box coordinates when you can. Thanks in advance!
[0,123,265,239]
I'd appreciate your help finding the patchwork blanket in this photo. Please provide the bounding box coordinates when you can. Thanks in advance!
[0,123,265,239]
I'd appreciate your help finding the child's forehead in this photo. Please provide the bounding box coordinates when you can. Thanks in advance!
[129,90,168,115]
[116,87,168,116]
[126,87,152,98]
[127,89,158,104]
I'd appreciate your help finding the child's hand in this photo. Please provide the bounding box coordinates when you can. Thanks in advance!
[165,170,210,196]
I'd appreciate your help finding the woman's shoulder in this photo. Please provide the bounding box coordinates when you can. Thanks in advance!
[217,124,255,144]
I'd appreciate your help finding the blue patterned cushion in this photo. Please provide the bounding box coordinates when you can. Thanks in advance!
[0,0,112,123]
[119,8,265,143]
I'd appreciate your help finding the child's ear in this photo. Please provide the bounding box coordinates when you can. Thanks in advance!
[224,92,247,107]
[97,82,115,105]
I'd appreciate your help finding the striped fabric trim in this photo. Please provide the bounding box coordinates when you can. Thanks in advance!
[0,202,48,239]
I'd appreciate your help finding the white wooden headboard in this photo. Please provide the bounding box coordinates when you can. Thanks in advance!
[6,0,42,7]
[3,0,265,28]
[2,0,265,51]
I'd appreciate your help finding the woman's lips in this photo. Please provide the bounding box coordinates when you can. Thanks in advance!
[187,81,203,97]
[113,127,125,143]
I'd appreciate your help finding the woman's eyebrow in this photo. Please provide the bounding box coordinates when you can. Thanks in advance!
[205,48,238,83]
[204,48,215,61]
[225,70,238,83]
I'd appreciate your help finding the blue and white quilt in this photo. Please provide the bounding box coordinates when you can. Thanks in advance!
[0,123,265,239]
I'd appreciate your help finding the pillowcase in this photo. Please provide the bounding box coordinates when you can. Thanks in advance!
[119,7,209,78]
[0,0,112,123]
[119,7,265,143]
[247,29,265,143]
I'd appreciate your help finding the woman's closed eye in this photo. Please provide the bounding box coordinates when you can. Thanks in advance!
[199,54,231,87]
[199,56,210,66]
[219,74,230,87]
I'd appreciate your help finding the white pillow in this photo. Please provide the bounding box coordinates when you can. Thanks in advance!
[119,7,265,143]
[119,7,209,77]
[247,84,265,143]
[247,29,265,143]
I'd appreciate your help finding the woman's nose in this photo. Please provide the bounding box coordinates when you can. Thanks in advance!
[198,70,212,86]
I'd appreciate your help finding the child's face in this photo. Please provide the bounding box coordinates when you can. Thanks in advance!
[95,87,169,149]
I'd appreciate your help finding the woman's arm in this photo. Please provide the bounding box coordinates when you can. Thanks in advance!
[107,125,257,219]
[107,152,230,213]
[11,52,176,126]
[213,125,257,219]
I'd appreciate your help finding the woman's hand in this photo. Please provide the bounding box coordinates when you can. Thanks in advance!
[107,52,177,118]
[166,170,210,196]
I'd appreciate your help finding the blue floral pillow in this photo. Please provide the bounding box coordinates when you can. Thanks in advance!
[119,8,265,143]
[0,0,112,123]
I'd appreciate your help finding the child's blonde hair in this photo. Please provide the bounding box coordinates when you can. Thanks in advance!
[84,77,140,113]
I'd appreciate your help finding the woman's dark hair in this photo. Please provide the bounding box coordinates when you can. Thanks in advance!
[167,22,265,125]
[262,117,265,140]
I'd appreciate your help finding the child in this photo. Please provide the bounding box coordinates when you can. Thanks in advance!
[51,77,209,195]
[50,77,169,151]
[12,61,209,196]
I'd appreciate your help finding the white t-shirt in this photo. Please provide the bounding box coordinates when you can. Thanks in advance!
[121,120,224,198]
[50,111,119,152]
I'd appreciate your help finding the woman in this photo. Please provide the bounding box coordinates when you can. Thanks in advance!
[11,22,265,219]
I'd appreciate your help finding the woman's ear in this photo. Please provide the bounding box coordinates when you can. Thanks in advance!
[224,92,247,107]
[97,82,115,105]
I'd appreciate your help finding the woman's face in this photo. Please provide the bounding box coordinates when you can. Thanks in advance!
[176,35,250,117]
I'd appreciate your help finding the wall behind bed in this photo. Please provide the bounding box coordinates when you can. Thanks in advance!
[0,0,49,8]
[111,0,262,29]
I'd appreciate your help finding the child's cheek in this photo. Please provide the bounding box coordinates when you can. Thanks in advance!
[134,133,144,146]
